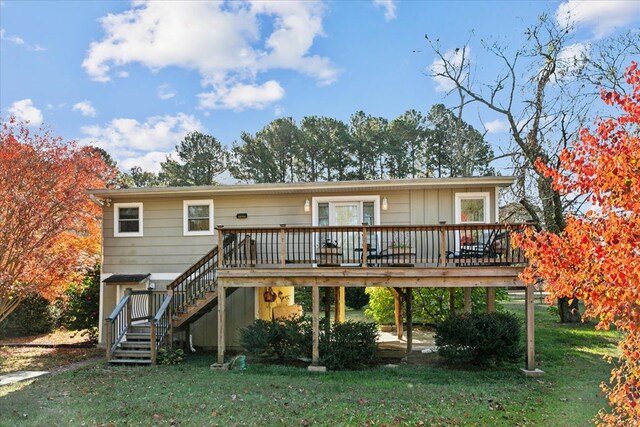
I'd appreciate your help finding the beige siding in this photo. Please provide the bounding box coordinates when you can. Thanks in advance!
[100,185,502,346]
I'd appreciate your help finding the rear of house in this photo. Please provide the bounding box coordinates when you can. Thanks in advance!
[91,176,521,359]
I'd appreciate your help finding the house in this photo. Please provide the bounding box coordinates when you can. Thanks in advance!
[89,177,537,371]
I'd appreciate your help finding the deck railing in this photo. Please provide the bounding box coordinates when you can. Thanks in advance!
[150,294,173,364]
[216,223,528,268]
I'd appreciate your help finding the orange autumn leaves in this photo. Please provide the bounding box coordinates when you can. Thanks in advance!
[514,62,640,426]
[0,119,113,322]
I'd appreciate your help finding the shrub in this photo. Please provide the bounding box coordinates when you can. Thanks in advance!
[157,347,185,365]
[321,321,379,370]
[240,316,312,361]
[366,287,509,326]
[0,293,57,338]
[345,287,369,310]
[240,317,379,370]
[58,267,100,336]
[435,312,522,366]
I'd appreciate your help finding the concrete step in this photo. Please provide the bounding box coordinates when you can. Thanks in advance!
[129,326,151,333]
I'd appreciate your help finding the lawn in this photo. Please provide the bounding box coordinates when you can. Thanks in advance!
[0,299,621,426]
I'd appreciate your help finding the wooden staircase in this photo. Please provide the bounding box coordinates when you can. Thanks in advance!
[105,235,246,365]
[109,322,154,364]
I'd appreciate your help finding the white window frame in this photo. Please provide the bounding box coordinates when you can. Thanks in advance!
[454,192,490,224]
[311,195,381,226]
[114,202,143,237]
[183,199,214,236]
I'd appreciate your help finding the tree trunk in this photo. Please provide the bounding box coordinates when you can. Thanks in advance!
[558,297,581,323]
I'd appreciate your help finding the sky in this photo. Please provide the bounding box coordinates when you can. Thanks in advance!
[1,0,639,174]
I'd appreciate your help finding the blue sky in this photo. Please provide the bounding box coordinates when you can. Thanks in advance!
[1,0,639,174]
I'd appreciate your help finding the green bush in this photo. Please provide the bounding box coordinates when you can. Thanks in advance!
[321,321,379,370]
[240,317,379,370]
[366,287,508,325]
[0,293,57,338]
[240,316,312,361]
[435,312,522,366]
[157,347,185,365]
[345,287,369,310]
[58,267,100,341]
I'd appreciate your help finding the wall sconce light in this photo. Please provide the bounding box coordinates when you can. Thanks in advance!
[304,199,311,212]
[382,197,388,211]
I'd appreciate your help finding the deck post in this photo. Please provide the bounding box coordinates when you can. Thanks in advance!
[486,287,496,313]
[324,288,331,330]
[463,287,472,313]
[526,284,535,370]
[361,223,368,267]
[279,224,286,267]
[312,282,320,365]
[406,288,413,354]
[217,226,224,269]
[125,288,132,326]
[104,319,112,361]
[392,288,403,339]
[150,319,157,365]
[334,286,345,323]
[168,288,174,348]
[439,222,447,266]
[217,285,226,365]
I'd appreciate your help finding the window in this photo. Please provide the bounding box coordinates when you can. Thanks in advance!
[455,192,490,224]
[183,200,214,236]
[114,203,143,237]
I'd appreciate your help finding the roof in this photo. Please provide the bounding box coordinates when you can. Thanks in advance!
[103,274,151,284]
[88,176,515,198]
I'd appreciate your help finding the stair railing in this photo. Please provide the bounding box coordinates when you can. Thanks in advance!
[150,294,173,364]
[105,289,132,362]
[168,233,239,316]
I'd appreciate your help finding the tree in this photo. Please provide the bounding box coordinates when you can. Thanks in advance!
[514,63,640,426]
[424,104,494,177]
[128,166,162,187]
[427,15,638,322]
[159,131,227,186]
[0,119,113,323]
[230,118,301,183]
[387,110,426,178]
[349,111,386,180]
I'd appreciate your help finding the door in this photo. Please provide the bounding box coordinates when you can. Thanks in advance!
[331,202,360,263]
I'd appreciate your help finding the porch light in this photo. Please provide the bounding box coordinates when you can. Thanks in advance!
[382,197,388,211]
[304,199,311,212]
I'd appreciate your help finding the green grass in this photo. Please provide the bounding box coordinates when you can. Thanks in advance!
[0,301,621,426]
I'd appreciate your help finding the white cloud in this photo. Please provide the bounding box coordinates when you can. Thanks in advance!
[78,113,202,171]
[485,119,509,134]
[120,151,173,174]
[429,47,470,93]
[198,80,284,110]
[556,0,640,38]
[0,28,45,51]
[72,100,97,117]
[82,1,337,110]
[8,99,43,126]
[157,83,176,100]
[373,0,397,21]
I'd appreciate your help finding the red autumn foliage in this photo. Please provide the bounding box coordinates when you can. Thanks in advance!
[514,62,640,426]
[0,118,114,323]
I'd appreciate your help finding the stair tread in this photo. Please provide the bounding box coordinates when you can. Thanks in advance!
[109,359,152,364]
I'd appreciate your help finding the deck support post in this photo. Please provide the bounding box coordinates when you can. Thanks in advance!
[486,287,496,313]
[406,288,413,354]
[463,287,472,313]
[522,284,544,376]
[526,284,535,369]
[391,288,403,339]
[449,288,456,312]
[334,286,345,323]
[217,285,226,365]
[312,283,320,365]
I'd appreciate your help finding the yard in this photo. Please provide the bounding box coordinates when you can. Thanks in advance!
[0,297,620,426]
